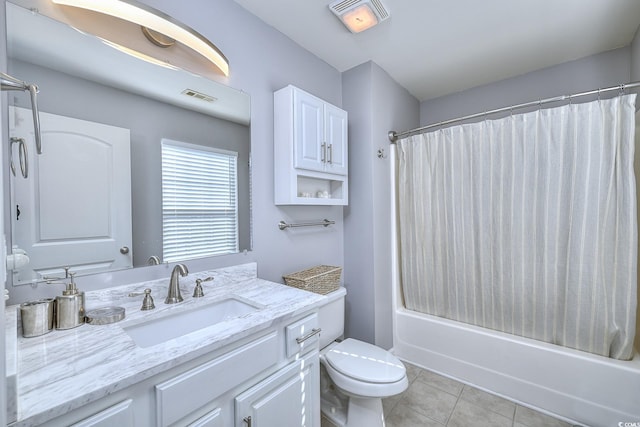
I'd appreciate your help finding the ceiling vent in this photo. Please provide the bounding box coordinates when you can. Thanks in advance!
[329,0,390,33]
[181,89,217,103]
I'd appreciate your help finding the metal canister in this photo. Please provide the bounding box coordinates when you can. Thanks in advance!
[20,299,55,337]
[55,292,85,330]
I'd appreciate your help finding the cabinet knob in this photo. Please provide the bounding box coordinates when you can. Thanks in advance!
[120,246,130,254]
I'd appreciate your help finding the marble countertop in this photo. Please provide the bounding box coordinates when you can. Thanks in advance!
[8,263,329,426]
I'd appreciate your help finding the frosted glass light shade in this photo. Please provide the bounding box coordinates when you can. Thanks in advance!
[51,0,229,76]
[341,4,378,33]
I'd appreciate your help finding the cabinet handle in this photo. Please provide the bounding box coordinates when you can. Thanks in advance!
[296,328,322,344]
[328,144,333,164]
[243,416,252,426]
[321,143,327,163]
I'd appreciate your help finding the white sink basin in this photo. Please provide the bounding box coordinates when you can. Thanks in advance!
[124,297,261,348]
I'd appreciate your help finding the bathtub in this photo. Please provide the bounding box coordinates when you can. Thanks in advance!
[388,149,640,427]
[392,301,640,426]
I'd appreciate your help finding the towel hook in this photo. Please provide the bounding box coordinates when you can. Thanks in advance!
[1,72,42,154]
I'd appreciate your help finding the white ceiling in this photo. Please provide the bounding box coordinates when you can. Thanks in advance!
[233,0,640,102]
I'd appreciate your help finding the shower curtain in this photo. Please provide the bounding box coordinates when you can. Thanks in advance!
[396,94,638,360]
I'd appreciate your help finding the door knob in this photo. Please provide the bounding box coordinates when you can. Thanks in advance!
[120,246,130,254]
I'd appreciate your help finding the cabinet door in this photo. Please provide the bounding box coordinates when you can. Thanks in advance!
[324,104,348,175]
[235,352,319,427]
[188,408,223,427]
[293,89,325,172]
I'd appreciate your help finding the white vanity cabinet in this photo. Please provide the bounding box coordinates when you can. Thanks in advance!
[36,311,320,427]
[235,351,319,427]
[274,85,349,205]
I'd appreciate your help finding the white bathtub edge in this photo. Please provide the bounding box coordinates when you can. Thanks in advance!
[393,308,640,427]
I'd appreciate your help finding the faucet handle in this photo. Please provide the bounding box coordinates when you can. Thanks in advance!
[128,288,155,310]
[193,277,213,298]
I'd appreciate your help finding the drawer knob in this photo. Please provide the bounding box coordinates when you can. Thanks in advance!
[296,328,322,344]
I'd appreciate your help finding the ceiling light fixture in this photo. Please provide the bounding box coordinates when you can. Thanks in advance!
[51,0,229,76]
[329,0,390,34]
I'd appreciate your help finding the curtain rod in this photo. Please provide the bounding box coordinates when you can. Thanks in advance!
[388,81,640,143]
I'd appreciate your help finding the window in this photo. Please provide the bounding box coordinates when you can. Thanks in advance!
[161,139,238,262]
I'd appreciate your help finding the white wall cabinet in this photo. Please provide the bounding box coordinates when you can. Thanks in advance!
[274,85,348,205]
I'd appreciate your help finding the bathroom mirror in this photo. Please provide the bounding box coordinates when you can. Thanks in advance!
[5,1,251,285]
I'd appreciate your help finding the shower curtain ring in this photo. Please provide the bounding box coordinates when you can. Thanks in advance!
[619,84,625,96]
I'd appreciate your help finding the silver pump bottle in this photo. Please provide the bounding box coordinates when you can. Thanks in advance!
[55,272,85,330]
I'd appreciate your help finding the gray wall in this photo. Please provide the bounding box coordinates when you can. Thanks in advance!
[343,62,419,347]
[421,47,631,126]
[632,27,640,81]
[5,0,345,302]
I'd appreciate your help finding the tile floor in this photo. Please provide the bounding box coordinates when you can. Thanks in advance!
[323,362,575,427]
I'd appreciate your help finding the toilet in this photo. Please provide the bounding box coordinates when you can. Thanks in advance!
[318,288,408,427]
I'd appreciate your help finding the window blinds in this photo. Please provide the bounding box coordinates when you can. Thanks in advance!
[161,139,238,263]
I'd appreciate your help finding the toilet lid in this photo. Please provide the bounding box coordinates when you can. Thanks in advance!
[325,338,406,384]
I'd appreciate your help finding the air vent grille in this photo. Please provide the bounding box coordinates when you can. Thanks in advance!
[330,0,361,14]
[329,0,390,22]
[370,0,389,19]
[181,89,217,103]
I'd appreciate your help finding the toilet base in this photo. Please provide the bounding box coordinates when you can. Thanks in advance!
[321,379,386,427]
[321,395,385,427]
[346,396,384,427]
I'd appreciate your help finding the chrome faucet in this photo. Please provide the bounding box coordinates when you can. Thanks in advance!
[166,264,188,304]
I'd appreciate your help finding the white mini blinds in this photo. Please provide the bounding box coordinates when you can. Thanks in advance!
[161,139,238,263]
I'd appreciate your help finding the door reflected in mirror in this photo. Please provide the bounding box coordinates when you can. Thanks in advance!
[6,1,251,285]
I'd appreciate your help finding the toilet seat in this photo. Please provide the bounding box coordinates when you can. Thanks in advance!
[326,339,406,383]
[321,339,408,398]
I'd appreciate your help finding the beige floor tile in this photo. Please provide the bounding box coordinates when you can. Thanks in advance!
[515,405,572,427]
[386,401,445,427]
[383,392,403,415]
[459,385,516,419]
[417,370,464,396]
[448,399,512,427]
[402,362,422,383]
[400,378,458,423]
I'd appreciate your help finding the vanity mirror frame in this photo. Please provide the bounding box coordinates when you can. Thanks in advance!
[3,0,252,286]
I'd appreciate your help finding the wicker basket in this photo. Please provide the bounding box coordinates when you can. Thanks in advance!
[283,265,342,295]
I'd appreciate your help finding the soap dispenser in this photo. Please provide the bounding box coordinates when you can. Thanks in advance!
[55,272,85,330]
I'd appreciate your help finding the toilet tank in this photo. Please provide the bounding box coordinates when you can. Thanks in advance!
[318,288,346,349]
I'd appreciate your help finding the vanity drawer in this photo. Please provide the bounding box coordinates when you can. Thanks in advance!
[155,332,278,427]
[70,399,134,427]
[285,313,320,358]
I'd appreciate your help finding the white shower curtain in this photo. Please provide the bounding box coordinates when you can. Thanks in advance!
[397,94,638,360]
